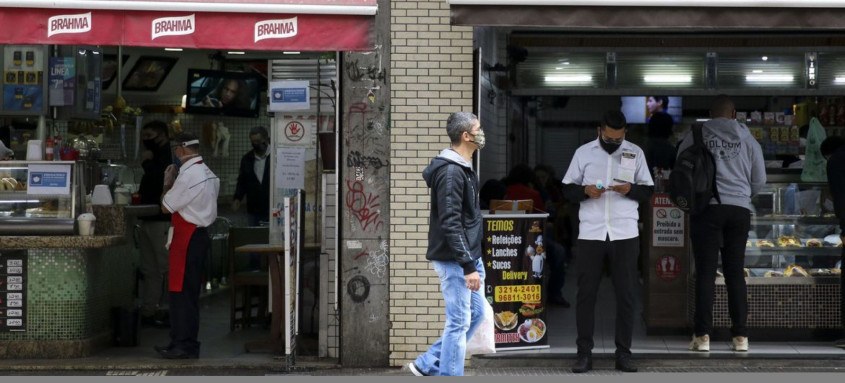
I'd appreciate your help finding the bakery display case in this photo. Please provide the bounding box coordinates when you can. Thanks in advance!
[694,172,842,330]
[0,160,81,235]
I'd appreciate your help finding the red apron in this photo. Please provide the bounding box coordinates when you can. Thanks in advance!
[169,212,197,292]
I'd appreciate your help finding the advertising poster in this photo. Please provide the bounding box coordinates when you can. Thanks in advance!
[48,57,75,106]
[3,46,44,112]
[0,253,27,332]
[482,213,550,350]
[26,164,71,195]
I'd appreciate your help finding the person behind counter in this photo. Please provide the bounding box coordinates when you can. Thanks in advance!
[0,139,13,160]
[156,132,220,359]
[821,135,845,349]
[562,110,654,374]
[231,126,270,226]
[137,121,172,328]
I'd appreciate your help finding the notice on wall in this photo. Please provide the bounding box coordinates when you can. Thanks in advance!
[268,80,310,112]
[276,147,305,190]
[3,45,44,112]
[274,116,317,148]
[652,193,685,247]
[27,163,71,195]
[482,213,550,350]
[0,253,27,332]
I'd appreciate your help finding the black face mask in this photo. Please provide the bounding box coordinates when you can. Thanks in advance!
[253,143,268,154]
[599,138,622,154]
[143,138,159,151]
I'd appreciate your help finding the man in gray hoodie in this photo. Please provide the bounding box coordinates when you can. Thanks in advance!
[407,111,485,376]
[678,95,766,353]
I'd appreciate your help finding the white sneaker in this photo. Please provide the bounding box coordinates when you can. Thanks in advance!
[407,362,427,376]
[731,336,749,352]
[688,334,710,352]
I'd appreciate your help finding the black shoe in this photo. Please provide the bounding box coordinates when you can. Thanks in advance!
[157,347,198,359]
[550,296,571,308]
[615,356,638,373]
[153,344,171,354]
[572,355,592,373]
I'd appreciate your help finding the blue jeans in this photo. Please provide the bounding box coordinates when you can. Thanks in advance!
[414,258,486,376]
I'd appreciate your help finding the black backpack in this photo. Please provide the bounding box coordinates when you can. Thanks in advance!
[668,124,720,215]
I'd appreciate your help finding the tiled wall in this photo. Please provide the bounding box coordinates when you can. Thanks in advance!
[389,0,475,367]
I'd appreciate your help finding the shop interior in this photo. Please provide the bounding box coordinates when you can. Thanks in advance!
[477,31,844,351]
[0,44,337,358]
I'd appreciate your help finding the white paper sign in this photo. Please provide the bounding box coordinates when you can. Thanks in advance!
[27,163,71,195]
[276,147,306,190]
[268,80,310,112]
[652,195,685,247]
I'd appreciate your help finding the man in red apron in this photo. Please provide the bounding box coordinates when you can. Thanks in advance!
[155,132,220,359]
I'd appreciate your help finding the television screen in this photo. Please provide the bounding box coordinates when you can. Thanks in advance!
[620,96,682,124]
[185,69,261,118]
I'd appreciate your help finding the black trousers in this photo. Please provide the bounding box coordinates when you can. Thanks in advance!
[841,247,845,335]
[169,227,209,354]
[690,205,751,338]
[575,236,639,357]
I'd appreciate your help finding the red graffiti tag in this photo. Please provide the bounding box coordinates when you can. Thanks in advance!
[353,250,368,260]
[346,180,383,232]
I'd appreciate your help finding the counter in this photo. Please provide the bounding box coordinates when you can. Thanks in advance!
[0,204,160,358]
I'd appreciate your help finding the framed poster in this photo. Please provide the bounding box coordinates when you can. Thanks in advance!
[122,56,177,91]
[101,54,129,90]
[3,45,45,114]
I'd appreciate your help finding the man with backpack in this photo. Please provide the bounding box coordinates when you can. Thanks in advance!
[677,95,766,353]
[562,110,654,373]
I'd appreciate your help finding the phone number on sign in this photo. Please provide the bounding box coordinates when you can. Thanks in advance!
[494,284,541,302]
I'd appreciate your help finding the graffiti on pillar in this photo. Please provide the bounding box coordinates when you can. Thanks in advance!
[345,179,383,233]
[346,101,388,156]
[347,275,371,303]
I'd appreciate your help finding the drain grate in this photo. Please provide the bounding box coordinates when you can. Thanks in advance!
[106,370,168,376]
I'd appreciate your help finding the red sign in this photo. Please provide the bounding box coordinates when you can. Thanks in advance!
[0,7,372,51]
[656,255,681,282]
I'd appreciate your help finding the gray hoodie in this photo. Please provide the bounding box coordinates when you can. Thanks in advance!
[677,118,766,210]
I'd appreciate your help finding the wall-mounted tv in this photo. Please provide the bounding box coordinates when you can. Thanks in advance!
[185,69,261,118]
[620,96,683,124]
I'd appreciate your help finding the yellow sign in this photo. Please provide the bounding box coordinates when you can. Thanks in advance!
[494,284,541,303]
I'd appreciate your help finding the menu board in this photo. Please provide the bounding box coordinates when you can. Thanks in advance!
[482,213,549,350]
[0,253,26,332]
[3,45,44,112]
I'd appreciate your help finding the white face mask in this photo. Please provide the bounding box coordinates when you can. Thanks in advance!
[470,129,486,150]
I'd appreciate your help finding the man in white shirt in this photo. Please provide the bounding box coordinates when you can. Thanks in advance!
[562,110,654,373]
[155,132,220,359]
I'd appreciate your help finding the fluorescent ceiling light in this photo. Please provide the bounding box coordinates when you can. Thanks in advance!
[643,74,692,83]
[227,51,246,55]
[283,51,301,55]
[164,48,183,52]
[746,74,793,82]
[835,77,845,84]
[762,56,768,61]
[696,118,710,122]
[555,67,564,70]
[544,75,593,83]
[752,69,763,73]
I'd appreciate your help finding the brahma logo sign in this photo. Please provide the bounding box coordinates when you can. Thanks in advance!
[152,14,195,40]
[255,17,297,42]
[48,12,92,37]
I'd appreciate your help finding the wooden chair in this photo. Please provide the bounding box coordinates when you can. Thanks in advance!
[228,226,269,331]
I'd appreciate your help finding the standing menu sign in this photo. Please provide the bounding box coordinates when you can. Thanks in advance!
[482,212,549,350]
[0,253,26,331]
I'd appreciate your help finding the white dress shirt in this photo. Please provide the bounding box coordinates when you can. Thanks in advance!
[254,151,268,184]
[562,139,654,241]
[162,156,220,227]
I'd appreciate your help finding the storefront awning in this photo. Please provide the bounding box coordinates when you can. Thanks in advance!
[448,0,845,30]
[0,0,376,51]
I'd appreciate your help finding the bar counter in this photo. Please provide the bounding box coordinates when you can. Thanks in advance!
[0,205,160,358]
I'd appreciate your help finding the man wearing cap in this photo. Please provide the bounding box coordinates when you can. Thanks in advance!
[155,132,220,359]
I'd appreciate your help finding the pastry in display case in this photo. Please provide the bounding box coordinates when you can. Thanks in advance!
[0,160,81,235]
[735,178,842,278]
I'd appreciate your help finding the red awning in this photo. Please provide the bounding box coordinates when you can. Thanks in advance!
[0,1,375,51]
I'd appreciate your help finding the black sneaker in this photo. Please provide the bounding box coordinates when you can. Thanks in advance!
[572,355,592,373]
[615,356,638,373]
